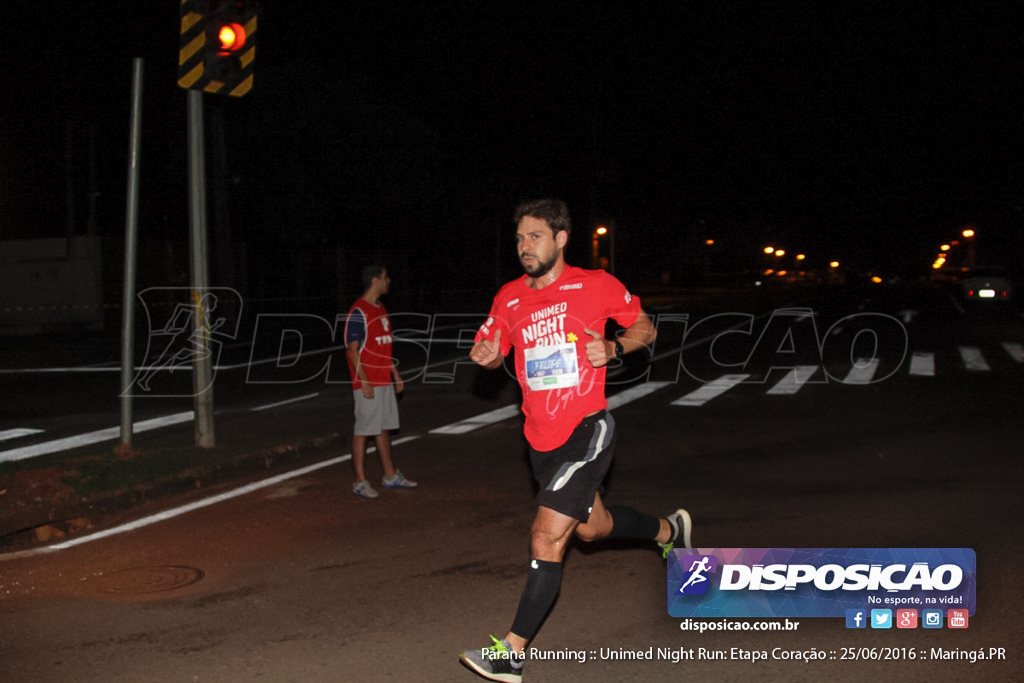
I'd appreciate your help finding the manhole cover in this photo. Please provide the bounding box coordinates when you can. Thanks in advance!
[96,565,205,595]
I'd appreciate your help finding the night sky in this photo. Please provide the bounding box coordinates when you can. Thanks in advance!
[3,3,1022,303]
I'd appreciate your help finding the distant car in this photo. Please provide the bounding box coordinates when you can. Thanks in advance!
[961,267,1012,302]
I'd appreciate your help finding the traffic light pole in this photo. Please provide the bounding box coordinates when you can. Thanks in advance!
[187,90,216,448]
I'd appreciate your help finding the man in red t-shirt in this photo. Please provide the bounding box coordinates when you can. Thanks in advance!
[344,263,416,499]
[460,199,693,682]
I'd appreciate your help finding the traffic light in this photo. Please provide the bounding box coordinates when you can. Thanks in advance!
[178,0,258,97]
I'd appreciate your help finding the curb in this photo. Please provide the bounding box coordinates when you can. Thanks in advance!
[0,432,345,554]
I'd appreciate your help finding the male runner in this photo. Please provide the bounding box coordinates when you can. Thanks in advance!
[460,199,691,681]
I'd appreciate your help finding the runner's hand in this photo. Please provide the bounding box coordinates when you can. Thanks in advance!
[584,328,612,368]
[470,329,502,368]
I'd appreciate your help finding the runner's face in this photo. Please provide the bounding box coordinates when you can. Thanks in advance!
[516,217,562,278]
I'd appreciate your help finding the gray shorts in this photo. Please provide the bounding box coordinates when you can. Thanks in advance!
[353,385,400,435]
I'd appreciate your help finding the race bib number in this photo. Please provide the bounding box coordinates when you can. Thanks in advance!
[524,342,579,391]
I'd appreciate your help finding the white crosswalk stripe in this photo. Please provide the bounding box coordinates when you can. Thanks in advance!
[843,358,880,384]
[766,365,819,395]
[959,346,991,372]
[671,374,750,407]
[909,352,935,377]
[607,381,671,410]
[1002,342,1024,364]
[3,340,1021,461]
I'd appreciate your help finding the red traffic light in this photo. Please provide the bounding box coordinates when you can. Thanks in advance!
[215,22,247,52]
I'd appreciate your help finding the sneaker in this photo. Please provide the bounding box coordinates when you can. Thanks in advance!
[459,636,524,682]
[382,470,418,489]
[352,480,379,499]
[657,508,692,558]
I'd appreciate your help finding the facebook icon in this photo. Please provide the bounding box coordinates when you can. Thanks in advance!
[845,609,867,629]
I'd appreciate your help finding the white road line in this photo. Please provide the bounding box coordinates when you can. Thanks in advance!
[606,382,671,410]
[1,379,678,554]
[0,412,194,464]
[250,392,320,411]
[3,435,421,559]
[959,346,990,372]
[429,404,520,435]
[766,366,819,395]
[0,428,44,442]
[843,358,879,385]
[1002,342,1024,364]
[41,454,354,551]
[909,352,936,377]
[671,374,750,406]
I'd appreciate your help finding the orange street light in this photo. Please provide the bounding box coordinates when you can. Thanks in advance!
[592,225,614,272]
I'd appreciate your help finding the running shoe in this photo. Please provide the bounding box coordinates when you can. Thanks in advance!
[658,508,692,558]
[382,471,418,489]
[352,479,379,499]
[459,636,523,682]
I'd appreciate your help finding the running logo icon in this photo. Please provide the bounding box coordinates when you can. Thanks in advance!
[129,287,242,397]
[676,554,717,596]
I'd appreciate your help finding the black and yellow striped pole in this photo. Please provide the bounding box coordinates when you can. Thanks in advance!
[178,0,257,98]
[177,0,260,444]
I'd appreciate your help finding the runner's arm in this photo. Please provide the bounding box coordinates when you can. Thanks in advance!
[584,310,656,368]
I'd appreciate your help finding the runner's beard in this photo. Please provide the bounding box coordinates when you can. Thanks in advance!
[521,253,557,278]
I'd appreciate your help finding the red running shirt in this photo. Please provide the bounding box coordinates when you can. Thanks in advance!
[475,266,641,451]
[345,299,395,389]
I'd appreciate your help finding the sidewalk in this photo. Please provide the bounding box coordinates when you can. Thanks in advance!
[0,389,354,552]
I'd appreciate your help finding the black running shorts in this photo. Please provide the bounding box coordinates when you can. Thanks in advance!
[530,410,616,522]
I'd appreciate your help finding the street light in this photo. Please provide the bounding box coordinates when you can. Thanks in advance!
[961,227,977,268]
[592,225,614,272]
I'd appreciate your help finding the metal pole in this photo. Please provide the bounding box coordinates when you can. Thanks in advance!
[187,90,216,447]
[119,58,144,447]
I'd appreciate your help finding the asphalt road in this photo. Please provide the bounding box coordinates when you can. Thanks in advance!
[1,283,1022,682]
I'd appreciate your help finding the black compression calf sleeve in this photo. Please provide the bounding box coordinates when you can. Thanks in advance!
[605,504,661,540]
[509,559,563,641]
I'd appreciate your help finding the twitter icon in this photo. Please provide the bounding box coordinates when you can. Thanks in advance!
[870,609,893,629]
